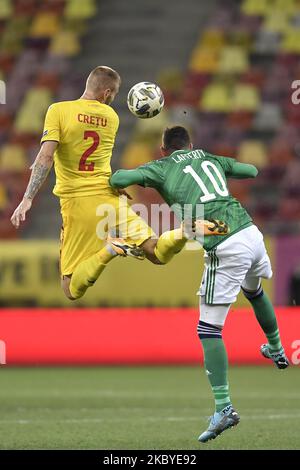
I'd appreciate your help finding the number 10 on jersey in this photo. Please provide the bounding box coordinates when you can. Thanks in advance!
[183,162,228,202]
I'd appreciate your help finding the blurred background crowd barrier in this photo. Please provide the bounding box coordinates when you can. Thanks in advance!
[1,237,300,307]
[0,307,299,364]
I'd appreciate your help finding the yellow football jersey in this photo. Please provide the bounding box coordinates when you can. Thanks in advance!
[41,99,119,197]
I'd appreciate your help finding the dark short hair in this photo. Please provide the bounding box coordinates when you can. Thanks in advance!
[162,126,191,151]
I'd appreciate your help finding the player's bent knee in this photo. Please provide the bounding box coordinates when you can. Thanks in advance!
[197,320,223,340]
[242,284,264,300]
[140,238,163,264]
[61,276,76,300]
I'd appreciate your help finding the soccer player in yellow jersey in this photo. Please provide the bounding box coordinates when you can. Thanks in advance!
[11,66,225,300]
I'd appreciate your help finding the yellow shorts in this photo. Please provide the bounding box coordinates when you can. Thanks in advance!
[60,190,155,275]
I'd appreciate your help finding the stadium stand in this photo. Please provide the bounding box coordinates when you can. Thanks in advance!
[1,0,300,238]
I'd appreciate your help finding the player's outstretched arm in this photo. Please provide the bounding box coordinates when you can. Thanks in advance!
[229,162,258,179]
[11,141,57,229]
[110,169,144,189]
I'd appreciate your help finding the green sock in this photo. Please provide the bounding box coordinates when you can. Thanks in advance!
[201,337,231,412]
[246,291,283,353]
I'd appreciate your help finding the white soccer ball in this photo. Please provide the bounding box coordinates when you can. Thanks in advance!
[127,81,164,119]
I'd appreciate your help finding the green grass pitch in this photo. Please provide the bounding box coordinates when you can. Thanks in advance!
[0,366,299,450]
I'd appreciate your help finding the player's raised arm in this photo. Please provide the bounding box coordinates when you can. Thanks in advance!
[227,161,258,179]
[10,141,57,228]
[110,169,144,189]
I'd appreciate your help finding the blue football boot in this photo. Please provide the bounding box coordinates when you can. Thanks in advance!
[198,405,240,443]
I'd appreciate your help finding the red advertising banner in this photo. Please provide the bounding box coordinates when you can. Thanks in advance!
[0,308,299,365]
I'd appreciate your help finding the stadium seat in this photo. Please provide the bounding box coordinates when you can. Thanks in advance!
[201,30,225,49]
[189,46,219,73]
[0,21,26,55]
[14,88,52,133]
[263,11,290,33]
[0,0,12,19]
[232,84,260,111]
[281,28,300,53]
[253,103,282,131]
[0,183,7,210]
[241,0,270,16]
[273,0,298,15]
[29,13,60,38]
[50,31,81,56]
[200,83,231,112]
[0,143,26,172]
[238,140,268,168]
[218,46,249,74]
[64,0,97,20]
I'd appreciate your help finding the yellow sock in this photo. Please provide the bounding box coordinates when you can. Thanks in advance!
[154,228,187,264]
[69,246,115,299]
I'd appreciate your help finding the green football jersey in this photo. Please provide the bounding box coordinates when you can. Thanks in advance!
[137,149,253,252]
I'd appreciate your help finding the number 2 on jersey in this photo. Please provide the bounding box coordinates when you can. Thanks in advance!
[183,162,228,202]
[79,130,100,171]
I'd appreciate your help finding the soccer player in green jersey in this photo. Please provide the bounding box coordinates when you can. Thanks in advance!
[110,126,289,443]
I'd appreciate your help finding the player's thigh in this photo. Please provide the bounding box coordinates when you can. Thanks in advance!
[113,197,155,247]
[60,196,107,275]
[199,296,231,328]
[248,225,273,280]
[199,244,252,305]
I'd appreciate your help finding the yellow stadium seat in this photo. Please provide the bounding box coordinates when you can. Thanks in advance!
[15,88,52,133]
[282,28,300,53]
[30,13,60,38]
[232,84,260,112]
[273,0,297,15]
[263,11,290,33]
[218,46,249,74]
[120,142,154,168]
[0,17,30,55]
[0,183,7,210]
[50,30,81,56]
[200,30,225,49]
[189,46,219,73]
[0,144,27,172]
[241,0,269,16]
[0,0,12,19]
[238,140,268,168]
[65,0,97,20]
[200,83,231,112]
